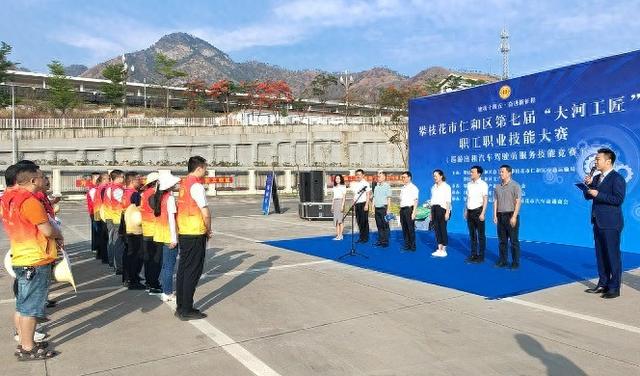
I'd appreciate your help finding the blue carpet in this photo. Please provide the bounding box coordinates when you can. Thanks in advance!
[265,230,640,299]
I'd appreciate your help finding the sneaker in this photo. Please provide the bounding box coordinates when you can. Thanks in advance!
[431,250,447,258]
[14,331,46,342]
[161,293,174,302]
[148,288,163,296]
[332,237,340,241]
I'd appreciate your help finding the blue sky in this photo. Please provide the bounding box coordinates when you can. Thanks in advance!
[2,0,640,78]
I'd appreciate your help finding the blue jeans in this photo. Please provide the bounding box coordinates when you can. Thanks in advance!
[160,244,178,294]
[14,263,52,318]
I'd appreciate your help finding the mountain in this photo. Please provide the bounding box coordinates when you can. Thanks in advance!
[64,64,88,76]
[82,32,498,103]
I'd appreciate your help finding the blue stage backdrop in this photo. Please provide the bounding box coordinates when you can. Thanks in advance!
[409,50,640,253]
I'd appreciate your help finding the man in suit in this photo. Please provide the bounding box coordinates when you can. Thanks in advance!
[583,148,626,299]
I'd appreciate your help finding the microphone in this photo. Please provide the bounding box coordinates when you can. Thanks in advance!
[589,166,597,177]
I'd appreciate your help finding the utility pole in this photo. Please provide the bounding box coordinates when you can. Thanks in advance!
[11,84,17,163]
[339,70,354,124]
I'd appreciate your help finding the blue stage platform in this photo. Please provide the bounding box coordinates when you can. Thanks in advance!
[265,230,640,299]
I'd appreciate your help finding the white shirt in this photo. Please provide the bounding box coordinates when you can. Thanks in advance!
[351,180,371,203]
[400,182,419,207]
[167,195,178,244]
[430,182,452,208]
[106,186,123,203]
[466,178,488,210]
[190,183,207,208]
[332,185,347,200]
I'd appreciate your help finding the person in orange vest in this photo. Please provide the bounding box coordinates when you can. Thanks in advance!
[175,156,211,320]
[92,173,110,264]
[86,172,100,253]
[153,174,181,302]
[121,172,144,288]
[1,163,61,360]
[2,161,48,347]
[105,170,125,274]
[139,172,162,294]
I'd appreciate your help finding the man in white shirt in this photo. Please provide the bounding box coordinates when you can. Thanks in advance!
[464,165,488,263]
[399,171,419,251]
[351,169,371,243]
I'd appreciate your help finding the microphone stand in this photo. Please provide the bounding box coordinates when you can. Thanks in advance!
[338,188,369,259]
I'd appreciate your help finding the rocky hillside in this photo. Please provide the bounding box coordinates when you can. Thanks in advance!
[82,32,497,103]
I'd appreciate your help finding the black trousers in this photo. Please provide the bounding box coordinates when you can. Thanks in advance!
[400,206,416,249]
[126,234,144,284]
[143,237,163,289]
[354,202,369,242]
[90,216,99,251]
[432,205,448,246]
[96,221,109,263]
[374,206,390,245]
[497,212,520,264]
[466,207,486,258]
[176,235,207,314]
[593,224,622,292]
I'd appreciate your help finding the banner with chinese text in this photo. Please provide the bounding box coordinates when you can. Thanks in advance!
[409,50,640,253]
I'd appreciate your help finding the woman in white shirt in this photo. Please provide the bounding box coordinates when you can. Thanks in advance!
[430,169,452,257]
[331,175,347,240]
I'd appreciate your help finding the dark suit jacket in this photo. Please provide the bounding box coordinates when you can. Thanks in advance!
[584,170,626,230]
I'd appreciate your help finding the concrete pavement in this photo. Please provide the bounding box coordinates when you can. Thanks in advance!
[1,197,639,375]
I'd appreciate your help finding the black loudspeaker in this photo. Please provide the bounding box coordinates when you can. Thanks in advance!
[299,171,324,202]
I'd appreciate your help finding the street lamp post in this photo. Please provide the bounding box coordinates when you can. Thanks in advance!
[11,84,17,163]
[121,55,134,118]
[339,70,354,124]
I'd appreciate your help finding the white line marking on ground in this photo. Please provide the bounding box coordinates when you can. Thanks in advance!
[504,297,640,335]
[62,221,90,241]
[163,300,282,376]
[202,260,332,279]
[213,231,263,243]
[216,214,265,219]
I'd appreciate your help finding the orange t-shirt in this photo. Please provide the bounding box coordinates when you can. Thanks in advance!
[14,197,58,265]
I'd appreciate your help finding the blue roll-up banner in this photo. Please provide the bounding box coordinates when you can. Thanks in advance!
[409,50,640,253]
[262,172,274,215]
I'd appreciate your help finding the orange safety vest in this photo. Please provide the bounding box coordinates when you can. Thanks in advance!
[176,175,207,235]
[0,187,57,266]
[108,183,125,224]
[153,192,173,244]
[122,188,137,209]
[92,184,107,221]
[140,188,156,238]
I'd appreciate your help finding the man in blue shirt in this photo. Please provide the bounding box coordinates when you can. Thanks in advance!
[372,171,392,247]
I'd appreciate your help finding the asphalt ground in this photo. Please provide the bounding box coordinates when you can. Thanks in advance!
[0,197,639,376]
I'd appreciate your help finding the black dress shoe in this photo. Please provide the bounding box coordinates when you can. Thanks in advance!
[179,310,208,321]
[465,255,477,263]
[494,261,508,268]
[510,262,520,270]
[471,257,484,264]
[585,286,608,294]
[601,291,620,299]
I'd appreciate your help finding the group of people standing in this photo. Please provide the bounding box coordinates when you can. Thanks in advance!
[328,147,625,298]
[86,156,213,317]
[329,165,523,268]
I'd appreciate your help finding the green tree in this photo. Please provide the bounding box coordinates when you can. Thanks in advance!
[47,60,77,116]
[0,42,16,107]
[101,63,126,108]
[309,73,338,110]
[154,52,187,117]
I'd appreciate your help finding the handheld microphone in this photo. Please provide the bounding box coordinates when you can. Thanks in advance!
[589,166,597,177]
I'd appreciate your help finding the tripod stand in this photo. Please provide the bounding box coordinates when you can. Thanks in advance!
[338,188,369,259]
